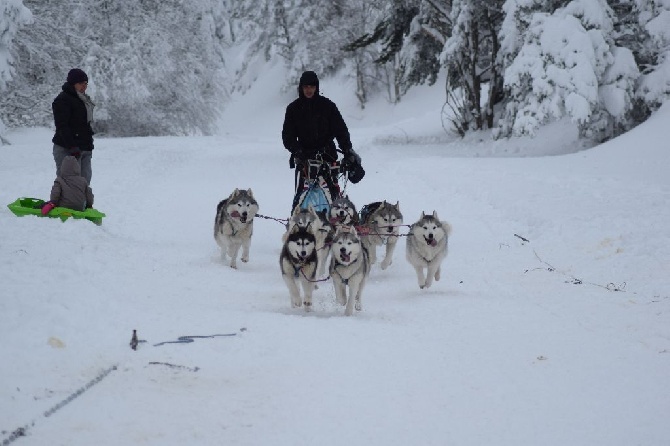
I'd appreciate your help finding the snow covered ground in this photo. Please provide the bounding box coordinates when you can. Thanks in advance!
[1,69,669,445]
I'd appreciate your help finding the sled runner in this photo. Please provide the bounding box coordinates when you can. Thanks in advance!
[7,197,106,225]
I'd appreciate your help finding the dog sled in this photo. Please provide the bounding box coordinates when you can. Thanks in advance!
[293,156,344,214]
[7,197,106,225]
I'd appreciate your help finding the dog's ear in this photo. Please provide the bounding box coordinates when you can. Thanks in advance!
[420,211,426,219]
[292,206,301,216]
[432,210,439,220]
[394,201,400,210]
[247,188,253,197]
[290,223,300,234]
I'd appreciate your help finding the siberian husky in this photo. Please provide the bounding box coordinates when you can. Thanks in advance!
[280,225,318,310]
[360,201,403,270]
[282,206,320,241]
[283,206,334,278]
[213,188,259,268]
[329,227,370,316]
[329,195,359,227]
[406,211,451,289]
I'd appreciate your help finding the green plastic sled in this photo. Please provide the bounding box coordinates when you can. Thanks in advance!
[7,197,106,225]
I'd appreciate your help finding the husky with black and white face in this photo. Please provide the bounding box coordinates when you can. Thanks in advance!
[329,195,359,226]
[284,206,319,238]
[214,188,259,269]
[360,200,403,270]
[282,205,334,279]
[329,227,370,316]
[406,211,451,289]
[280,225,318,310]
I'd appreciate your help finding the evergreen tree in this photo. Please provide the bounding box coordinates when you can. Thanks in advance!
[398,0,449,95]
[634,0,670,110]
[343,0,422,102]
[441,0,504,134]
[81,0,227,136]
[495,0,639,141]
[0,0,32,143]
[1,0,228,136]
[2,0,668,140]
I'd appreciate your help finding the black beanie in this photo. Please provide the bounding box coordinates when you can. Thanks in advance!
[299,71,319,87]
[67,68,88,85]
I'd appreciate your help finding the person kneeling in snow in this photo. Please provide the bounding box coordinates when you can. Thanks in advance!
[41,155,94,215]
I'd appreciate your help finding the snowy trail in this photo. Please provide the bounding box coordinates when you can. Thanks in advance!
[2,116,670,445]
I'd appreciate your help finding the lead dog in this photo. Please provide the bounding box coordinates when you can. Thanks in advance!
[406,211,451,289]
[214,188,259,268]
[280,225,318,310]
[360,201,403,270]
[283,206,334,278]
[329,227,370,316]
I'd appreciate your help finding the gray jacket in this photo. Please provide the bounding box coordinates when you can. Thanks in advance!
[50,156,94,211]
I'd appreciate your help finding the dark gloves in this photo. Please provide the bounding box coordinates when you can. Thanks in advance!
[342,148,365,183]
[41,201,56,216]
[342,148,361,168]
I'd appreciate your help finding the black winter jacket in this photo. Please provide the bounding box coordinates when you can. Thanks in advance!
[282,93,352,162]
[52,83,94,151]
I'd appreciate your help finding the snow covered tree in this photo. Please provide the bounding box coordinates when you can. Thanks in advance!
[0,0,33,143]
[0,1,82,129]
[226,0,356,94]
[572,0,639,141]
[634,0,670,111]
[1,0,228,136]
[343,0,423,103]
[79,0,228,136]
[2,0,665,140]
[395,0,446,96]
[326,2,389,109]
[440,0,505,134]
[276,0,349,87]
[495,0,639,141]
[0,0,32,90]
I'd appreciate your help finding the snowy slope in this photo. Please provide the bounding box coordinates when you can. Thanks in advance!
[1,73,669,445]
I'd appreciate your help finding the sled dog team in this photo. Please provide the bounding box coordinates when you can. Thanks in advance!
[214,189,451,316]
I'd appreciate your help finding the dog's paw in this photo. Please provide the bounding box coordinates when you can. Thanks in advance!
[381,259,392,270]
[241,257,249,263]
